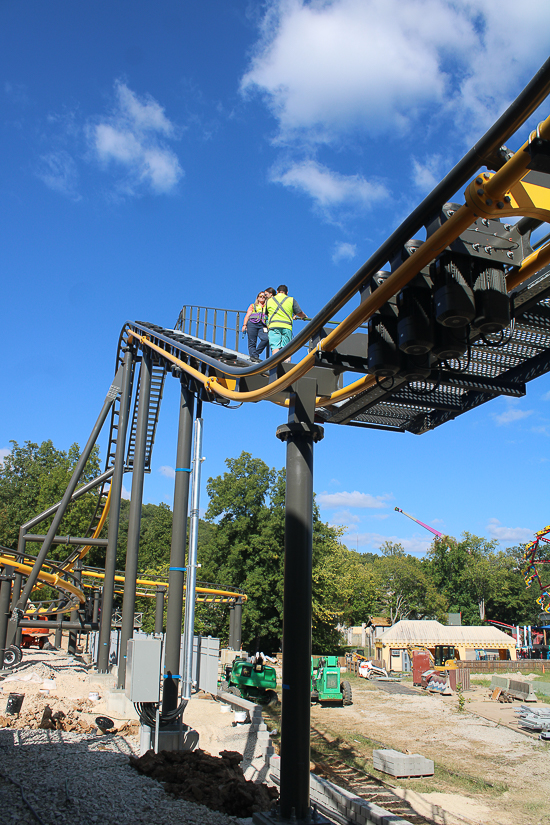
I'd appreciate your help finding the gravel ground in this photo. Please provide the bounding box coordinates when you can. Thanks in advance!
[0,650,271,825]
[0,727,252,825]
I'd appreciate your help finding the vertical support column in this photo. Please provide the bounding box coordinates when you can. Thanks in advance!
[182,416,204,701]
[162,381,194,713]
[0,570,14,668]
[276,378,323,822]
[92,589,100,624]
[97,350,135,673]
[228,603,235,650]
[118,350,153,689]
[155,587,166,634]
[68,562,82,656]
[55,623,63,649]
[233,598,243,652]
[10,572,23,648]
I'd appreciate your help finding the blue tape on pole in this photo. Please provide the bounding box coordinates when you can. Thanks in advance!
[282,684,290,690]
[169,567,186,572]
[163,674,181,679]
[175,467,192,472]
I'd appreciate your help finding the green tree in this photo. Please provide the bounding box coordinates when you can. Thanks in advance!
[374,541,448,623]
[199,451,354,652]
[0,439,102,558]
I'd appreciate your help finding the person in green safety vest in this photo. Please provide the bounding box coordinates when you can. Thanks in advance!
[266,284,306,360]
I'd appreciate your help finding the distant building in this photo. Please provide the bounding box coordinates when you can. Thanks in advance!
[340,617,391,656]
[374,619,517,671]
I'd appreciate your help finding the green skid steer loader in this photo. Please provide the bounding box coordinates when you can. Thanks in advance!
[311,656,352,706]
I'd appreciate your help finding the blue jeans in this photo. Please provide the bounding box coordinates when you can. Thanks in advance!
[246,323,269,358]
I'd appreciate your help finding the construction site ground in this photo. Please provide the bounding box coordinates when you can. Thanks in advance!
[293,671,550,825]
[1,651,550,825]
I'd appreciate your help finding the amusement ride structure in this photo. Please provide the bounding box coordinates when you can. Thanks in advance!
[4,57,550,825]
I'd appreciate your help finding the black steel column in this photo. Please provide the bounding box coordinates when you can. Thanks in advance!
[92,589,100,623]
[68,562,82,656]
[162,380,194,712]
[155,587,166,634]
[233,598,242,652]
[10,572,22,648]
[97,350,135,672]
[0,570,14,668]
[276,378,323,822]
[54,624,63,649]
[228,603,235,649]
[118,350,152,688]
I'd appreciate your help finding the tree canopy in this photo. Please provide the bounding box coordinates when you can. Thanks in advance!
[0,441,543,645]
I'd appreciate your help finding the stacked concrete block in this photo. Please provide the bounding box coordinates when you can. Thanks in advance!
[267,755,415,825]
[217,692,275,756]
[372,749,434,779]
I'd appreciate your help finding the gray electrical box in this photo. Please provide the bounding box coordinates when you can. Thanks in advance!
[125,636,162,703]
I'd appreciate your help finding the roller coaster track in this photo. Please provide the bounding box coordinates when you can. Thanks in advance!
[5,58,550,634]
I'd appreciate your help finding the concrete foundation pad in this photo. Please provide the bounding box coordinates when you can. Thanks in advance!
[105,688,139,720]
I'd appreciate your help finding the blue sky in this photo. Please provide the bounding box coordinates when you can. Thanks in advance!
[3,1,550,556]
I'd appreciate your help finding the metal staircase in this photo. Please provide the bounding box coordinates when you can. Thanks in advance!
[126,359,166,472]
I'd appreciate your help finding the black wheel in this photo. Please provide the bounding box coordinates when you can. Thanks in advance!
[42,642,55,651]
[265,690,279,707]
[341,680,353,706]
[3,645,22,668]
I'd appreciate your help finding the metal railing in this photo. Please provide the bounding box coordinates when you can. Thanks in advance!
[175,305,245,353]
[174,304,316,358]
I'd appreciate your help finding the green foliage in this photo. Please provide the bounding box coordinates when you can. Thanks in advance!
[0,439,102,559]
[373,543,448,623]
[427,533,541,625]
[199,451,360,653]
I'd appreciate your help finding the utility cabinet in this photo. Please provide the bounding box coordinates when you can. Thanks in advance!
[125,636,162,703]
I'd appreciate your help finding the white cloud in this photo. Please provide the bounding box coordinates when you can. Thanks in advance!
[36,150,81,200]
[241,0,550,143]
[159,465,176,479]
[345,531,431,555]
[411,154,448,193]
[486,518,533,544]
[329,508,361,526]
[270,159,388,210]
[494,407,533,426]
[332,242,356,264]
[121,484,131,500]
[88,80,183,195]
[318,490,391,509]
[0,447,10,466]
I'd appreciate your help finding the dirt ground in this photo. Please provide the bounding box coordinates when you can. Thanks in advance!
[3,651,549,825]
[307,673,550,825]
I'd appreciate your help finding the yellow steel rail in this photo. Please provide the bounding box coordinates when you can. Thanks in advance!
[0,555,85,604]
[80,568,247,601]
